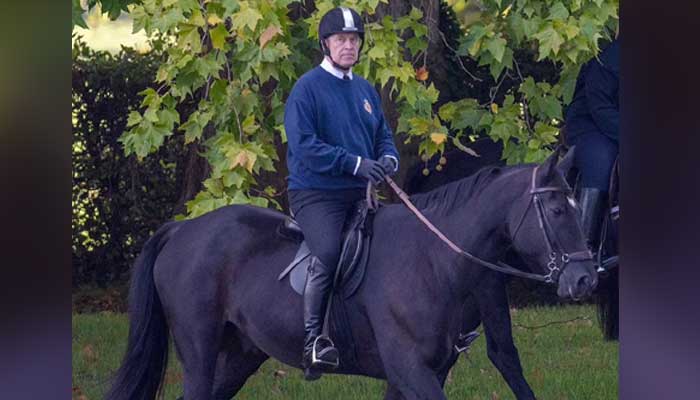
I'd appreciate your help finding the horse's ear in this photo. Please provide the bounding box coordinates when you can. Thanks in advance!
[539,146,562,180]
[556,145,575,177]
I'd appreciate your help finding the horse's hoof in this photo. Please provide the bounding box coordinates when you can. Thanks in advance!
[304,367,322,381]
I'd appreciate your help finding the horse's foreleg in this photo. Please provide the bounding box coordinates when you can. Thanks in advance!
[375,332,447,400]
[474,278,536,400]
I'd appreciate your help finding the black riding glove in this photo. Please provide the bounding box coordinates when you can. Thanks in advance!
[356,158,386,185]
[379,156,398,177]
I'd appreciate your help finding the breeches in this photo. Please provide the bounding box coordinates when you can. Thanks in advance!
[568,131,618,192]
[288,188,365,269]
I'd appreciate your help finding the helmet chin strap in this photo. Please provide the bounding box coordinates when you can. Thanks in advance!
[328,55,352,72]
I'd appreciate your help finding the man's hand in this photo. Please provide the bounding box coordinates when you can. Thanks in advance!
[356,159,386,185]
[379,156,398,177]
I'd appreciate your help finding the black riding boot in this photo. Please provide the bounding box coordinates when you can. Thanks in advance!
[302,257,339,381]
[579,188,606,268]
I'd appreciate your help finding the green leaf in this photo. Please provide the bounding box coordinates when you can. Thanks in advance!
[222,170,245,188]
[178,24,202,53]
[536,82,552,93]
[406,36,425,55]
[523,5,535,18]
[210,79,228,102]
[158,108,180,128]
[463,24,487,57]
[489,60,505,80]
[539,96,563,120]
[203,177,224,197]
[210,24,228,50]
[368,46,385,59]
[478,113,493,128]
[180,112,204,143]
[377,68,395,91]
[522,16,542,37]
[220,0,240,15]
[534,122,560,144]
[144,108,159,122]
[559,65,581,105]
[188,9,206,27]
[179,0,200,11]
[548,2,570,21]
[486,37,507,63]
[564,23,580,40]
[242,115,258,134]
[534,25,565,60]
[438,102,457,121]
[519,77,539,98]
[453,108,483,130]
[490,122,513,141]
[156,8,184,32]
[508,13,525,44]
[232,5,263,32]
[409,6,423,20]
[127,111,143,127]
[72,0,87,29]
[250,196,269,208]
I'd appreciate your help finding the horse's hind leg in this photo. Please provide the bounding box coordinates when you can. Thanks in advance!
[167,299,225,399]
[211,322,269,399]
[384,385,405,400]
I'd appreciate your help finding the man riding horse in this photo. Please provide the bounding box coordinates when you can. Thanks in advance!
[284,6,399,380]
[565,38,619,262]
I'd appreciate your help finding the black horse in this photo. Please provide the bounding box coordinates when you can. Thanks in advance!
[406,140,619,341]
[106,147,597,400]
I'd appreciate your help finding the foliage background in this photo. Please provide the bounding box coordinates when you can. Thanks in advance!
[72,0,617,296]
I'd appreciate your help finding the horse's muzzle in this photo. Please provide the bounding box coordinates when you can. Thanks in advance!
[557,262,598,300]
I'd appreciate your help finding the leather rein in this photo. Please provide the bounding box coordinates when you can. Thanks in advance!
[384,166,593,284]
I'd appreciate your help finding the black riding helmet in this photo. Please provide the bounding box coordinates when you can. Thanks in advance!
[318,7,365,69]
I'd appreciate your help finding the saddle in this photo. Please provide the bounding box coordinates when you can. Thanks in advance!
[277,200,376,299]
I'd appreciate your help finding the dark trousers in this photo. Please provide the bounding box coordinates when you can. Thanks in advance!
[288,188,366,269]
[568,131,618,191]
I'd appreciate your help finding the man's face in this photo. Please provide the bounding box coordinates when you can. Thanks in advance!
[325,32,360,68]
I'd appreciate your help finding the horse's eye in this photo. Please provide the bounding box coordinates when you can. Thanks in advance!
[552,207,563,216]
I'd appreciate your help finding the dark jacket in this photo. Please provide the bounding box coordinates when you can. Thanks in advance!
[565,39,619,143]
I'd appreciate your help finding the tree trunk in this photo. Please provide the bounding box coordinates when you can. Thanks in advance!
[172,137,211,216]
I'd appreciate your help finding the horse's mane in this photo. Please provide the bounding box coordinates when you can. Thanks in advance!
[407,164,526,215]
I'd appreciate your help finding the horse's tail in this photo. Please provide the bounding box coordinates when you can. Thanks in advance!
[596,268,619,341]
[105,221,179,400]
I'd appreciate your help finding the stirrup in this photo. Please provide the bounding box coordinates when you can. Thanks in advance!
[311,335,339,369]
[455,331,480,353]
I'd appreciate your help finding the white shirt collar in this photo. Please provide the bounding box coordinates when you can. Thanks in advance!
[320,57,353,80]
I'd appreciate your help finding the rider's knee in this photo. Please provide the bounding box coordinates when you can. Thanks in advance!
[316,246,341,270]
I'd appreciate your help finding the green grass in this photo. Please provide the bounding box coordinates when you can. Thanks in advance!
[72,305,617,399]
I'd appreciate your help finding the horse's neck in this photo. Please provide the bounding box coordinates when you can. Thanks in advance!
[430,168,530,293]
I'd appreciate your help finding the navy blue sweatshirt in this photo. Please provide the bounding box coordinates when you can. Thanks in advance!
[565,39,619,143]
[284,66,399,190]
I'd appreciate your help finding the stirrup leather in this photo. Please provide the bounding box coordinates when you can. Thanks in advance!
[311,335,339,368]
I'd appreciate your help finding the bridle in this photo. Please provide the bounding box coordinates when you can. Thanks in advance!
[384,165,593,284]
[507,166,594,283]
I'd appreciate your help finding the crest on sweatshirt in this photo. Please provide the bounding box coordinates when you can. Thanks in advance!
[363,98,372,114]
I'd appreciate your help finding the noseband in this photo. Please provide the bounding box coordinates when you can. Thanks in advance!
[508,166,594,283]
[385,165,593,284]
